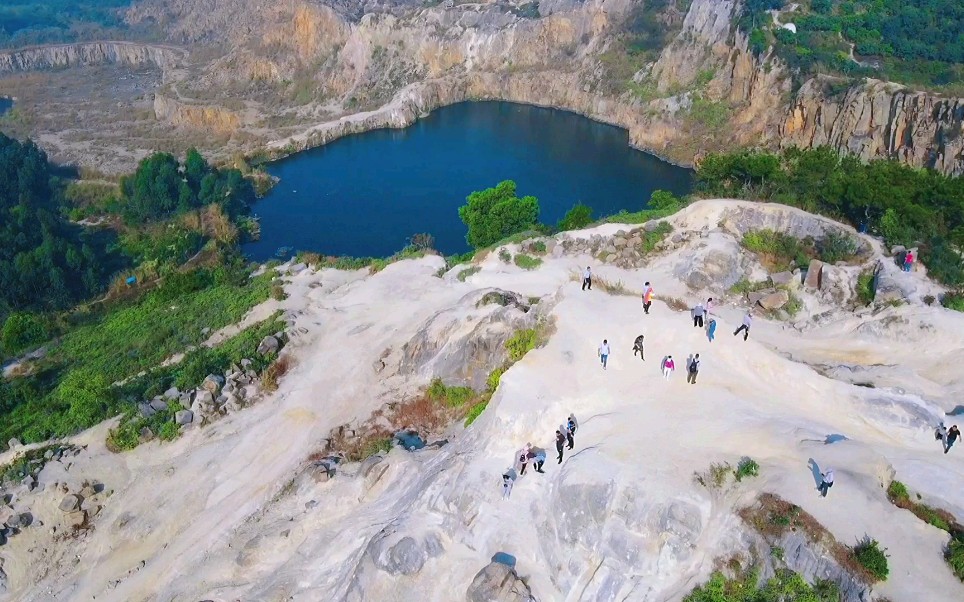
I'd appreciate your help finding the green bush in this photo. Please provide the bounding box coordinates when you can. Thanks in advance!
[458,180,540,249]
[457,266,481,282]
[943,293,964,312]
[948,534,964,581]
[557,204,593,231]
[734,457,760,482]
[816,231,858,264]
[498,248,512,263]
[506,328,538,362]
[856,270,876,305]
[684,568,838,602]
[1,312,49,355]
[649,190,681,211]
[852,539,889,581]
[486,366,506,392]
[887,480,909,503]
[513,254,542,270]
[464,400,488,426]
[426,377,475,407]
[641,221,673,254]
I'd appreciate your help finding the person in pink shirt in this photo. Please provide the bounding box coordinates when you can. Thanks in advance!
[661,355,675,380]
[903,250,915,272]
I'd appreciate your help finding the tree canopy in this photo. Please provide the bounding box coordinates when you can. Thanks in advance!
[0,134,107,318]
[458,180,540,248]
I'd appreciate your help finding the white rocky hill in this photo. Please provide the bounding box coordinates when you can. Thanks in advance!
[0,200,962,601]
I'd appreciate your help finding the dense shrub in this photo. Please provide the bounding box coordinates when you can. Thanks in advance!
[684,568,839,602]
[1,312,49,355]
[556,204,593,231]
[513,254,542,270]
[852,539,889,581]
[734,457,760,482]
[948,534,964,581]
[506,328,538,362]
[458,180,540,248]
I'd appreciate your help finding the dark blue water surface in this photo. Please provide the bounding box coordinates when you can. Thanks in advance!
[244,101,693,260]
[0,98,12,115]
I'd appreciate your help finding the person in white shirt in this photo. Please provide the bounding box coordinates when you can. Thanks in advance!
[692,302,705,328]
[733,312,753,341]
[582,266,592,291]
[598,339,610,369]
[819,468,834,497]
[502,469,517,499]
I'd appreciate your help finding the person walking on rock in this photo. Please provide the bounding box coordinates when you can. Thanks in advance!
[903,250,915,272]
[692,302,705,328]
[642,282,654,314]
[632,334,645,361]
[529,448,547,473]
[567,413,579,437]
[561,421,574,450]
[598,339,611,370]
[517,443,532,475]
[707,318,717,343]
[502,469,517,499]
[946,425,961,454]
[556,429,566,464]
[687,353,700,384]
[936,423,949,450]
[661,355,675,380]
[818,468,834,497]
[734,312,752,341]
[582,266,592,290]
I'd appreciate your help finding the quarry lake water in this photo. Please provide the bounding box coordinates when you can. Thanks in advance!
[244,101,693,260]
[0,97,12,115]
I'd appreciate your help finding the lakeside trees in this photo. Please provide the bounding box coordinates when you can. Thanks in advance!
[695,147,964,287]
[459,180,540,248]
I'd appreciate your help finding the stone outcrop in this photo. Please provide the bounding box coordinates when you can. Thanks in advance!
[0,42,183,74]
[466,561,535,602]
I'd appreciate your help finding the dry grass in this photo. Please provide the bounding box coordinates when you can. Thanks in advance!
[567,270,640,296]
[739,493,879,584]
[261,355,292,393]
[658,295,690,312]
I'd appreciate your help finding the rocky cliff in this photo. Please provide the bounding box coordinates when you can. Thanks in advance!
[0,0,961,175]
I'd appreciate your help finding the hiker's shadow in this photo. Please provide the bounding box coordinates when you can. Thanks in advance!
[807,458,823,488]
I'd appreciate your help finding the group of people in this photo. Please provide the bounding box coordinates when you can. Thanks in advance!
[502,414,578,499]
[936,424,961,454]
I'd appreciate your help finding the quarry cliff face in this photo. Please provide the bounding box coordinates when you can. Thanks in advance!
[0,0,961,174]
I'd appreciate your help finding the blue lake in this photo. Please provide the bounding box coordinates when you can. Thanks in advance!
[0,97,11,115]
[244,101,693,260]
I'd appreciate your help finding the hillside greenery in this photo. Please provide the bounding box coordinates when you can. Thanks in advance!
[696,147,964,288]
[0,0,141,48]
[741,0,964,89]
[458,180,540,249]
[683,568,840,602]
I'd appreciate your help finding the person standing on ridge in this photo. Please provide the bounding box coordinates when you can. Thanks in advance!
[692,302,705,328]
[555,429,566,464]
[734,312,752,341]
[707,318,717,343]
[642,282,654,314]
[561,421,574,450]
[582,266,592,290]
[502,469,517,499]
[632,334,645,360]
[568,413,579,437]
[903,250,915,272]
[687,353,700,384]
[946,425,961,454]
[528,447,547,473]
[661,355,675,380]
[598,339,611,370]
[818,468,834,497]
[705,297,714,316]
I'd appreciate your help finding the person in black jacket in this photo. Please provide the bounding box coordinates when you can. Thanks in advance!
[946,425,961,454]
[556,429,566,463]
[632,335,645,361]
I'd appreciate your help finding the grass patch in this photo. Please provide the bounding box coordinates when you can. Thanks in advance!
[498,248,512,263]
[852,539,889,582]
[886,478,964,579]
[506,328,538,362]
[783,290,803,317]
[426,378,475,407]
[942,292,964,312]
[694,461,732,489]
[741,229,859,272]
[0,443,79,486]
[856,270,876,305]
[513,254,543,270]
[639,221,674,254]
[729,278,772,295]
[658,296,690,312]
[740,493,885,584]
[734,457,760,482]
[464,400,488,426]
[457,266,481,282]
[683,567,840,602]
[949,534,964,581]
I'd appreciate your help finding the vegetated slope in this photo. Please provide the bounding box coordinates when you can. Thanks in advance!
[0,1,144,48]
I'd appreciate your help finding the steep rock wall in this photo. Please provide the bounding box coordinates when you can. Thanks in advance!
[0,42,183,74]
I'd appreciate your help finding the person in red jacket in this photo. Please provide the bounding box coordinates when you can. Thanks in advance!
[903,250,915,272]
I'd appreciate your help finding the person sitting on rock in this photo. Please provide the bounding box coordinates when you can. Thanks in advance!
[632,334,645,360]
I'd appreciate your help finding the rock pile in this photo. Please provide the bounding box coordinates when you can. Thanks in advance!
[56,480,108,530]
[558,222,695,269]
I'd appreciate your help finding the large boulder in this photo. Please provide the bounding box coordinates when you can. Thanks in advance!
[175,410,194,426]
[770,271,795,287]
[466,561,535,602]
[758,290,790,310]
[804,259,824,289]
[201,374,224,394]
[257,335,280,356]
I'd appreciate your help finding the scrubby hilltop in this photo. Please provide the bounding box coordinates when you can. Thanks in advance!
[1,200,963,601]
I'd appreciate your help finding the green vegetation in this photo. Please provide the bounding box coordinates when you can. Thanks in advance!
[0,134,114,320]
[1,312,49,355]
[0,0,137,48]
[464,401,488,427]
[498,248,512,263]
[641,221,674,254]
[949,535,964,581]
[886,479,964,579]
[458,180,540,249]
[513,254,542,270]
[557,204,593,231]
[426,378,475,407]
[457,266,481,282]
[852,539,889,581]
[739,0,964,89]
[683,568,840,602]
[730,278,773,296]
[942,293,964,312]
[734,457,761,482]
[698,147,964,287]
[121,149,255,226]
[506,328,538,362]
[694,461,733,489]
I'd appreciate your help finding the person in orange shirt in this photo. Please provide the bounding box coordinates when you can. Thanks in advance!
[642,282,654,314]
